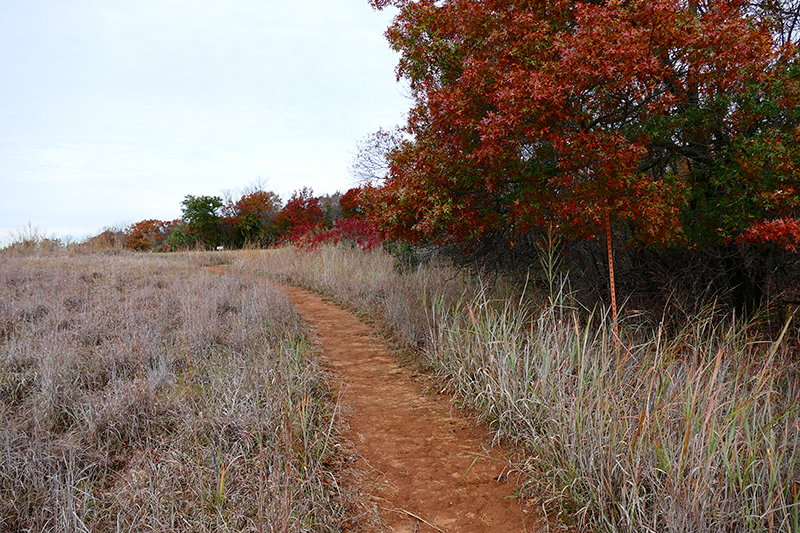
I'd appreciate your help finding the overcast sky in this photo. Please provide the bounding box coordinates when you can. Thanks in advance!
[0,0,408,245]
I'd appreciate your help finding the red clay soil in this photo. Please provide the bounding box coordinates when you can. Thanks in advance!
[281,285,542,533]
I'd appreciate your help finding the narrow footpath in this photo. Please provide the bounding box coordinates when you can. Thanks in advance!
[282,285,539,533]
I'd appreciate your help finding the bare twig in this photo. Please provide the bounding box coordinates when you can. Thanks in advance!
[383,507,448,533]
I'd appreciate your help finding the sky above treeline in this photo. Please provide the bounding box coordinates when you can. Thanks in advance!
[0,0,408,245]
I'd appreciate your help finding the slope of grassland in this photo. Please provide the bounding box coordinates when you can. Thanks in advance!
[4,246,797,532]
[0,252,344,532]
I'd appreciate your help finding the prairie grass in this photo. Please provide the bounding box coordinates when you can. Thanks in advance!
[232,245,476,352]
[431,284,800,532]
[0,251,344,532]
[238,245,800,533]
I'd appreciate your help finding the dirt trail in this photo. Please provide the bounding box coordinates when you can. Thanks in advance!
[281,285,539,533]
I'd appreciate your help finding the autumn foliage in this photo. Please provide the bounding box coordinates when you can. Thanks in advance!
[339,187,366,220]
[124,219,173,251]
[225,189,282,246]
[274,187,326,245]
[740,218,800,252]
[367,0,800,256]
[120,185,377,252]
[309,218,381,251]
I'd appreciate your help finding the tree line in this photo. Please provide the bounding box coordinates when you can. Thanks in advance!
[122,185,378,252]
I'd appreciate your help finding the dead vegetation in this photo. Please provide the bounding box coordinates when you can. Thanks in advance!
[239,245,800,533]
[0,252,345,532]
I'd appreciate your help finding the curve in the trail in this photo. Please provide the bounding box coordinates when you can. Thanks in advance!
[282,285,539,533]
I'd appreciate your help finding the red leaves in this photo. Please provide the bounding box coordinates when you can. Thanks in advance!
[366,0,798,255]
[274,187,383,250]
[309,219,382,251]
[275,188,325,243]
[340,187,366,219]
[740,218,800,252]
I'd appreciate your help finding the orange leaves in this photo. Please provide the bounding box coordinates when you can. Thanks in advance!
[124,219,173,251]
[740,218,800,252]
[228,190,281,224]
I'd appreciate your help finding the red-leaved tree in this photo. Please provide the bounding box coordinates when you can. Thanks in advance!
[124,219,173,251]
[369,0,800,312]
[340,187,367,220]
[274,187,325,245]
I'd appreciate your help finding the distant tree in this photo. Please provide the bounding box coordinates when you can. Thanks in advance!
[319,192,343,228]
[84,228,125,251]
[165,222,196,251]
[275,187,325,244]
[181,195,224,248]
[124,219,173,251]
[225,189,282,247]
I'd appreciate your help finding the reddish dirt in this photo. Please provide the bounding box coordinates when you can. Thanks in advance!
[281,285,541,533]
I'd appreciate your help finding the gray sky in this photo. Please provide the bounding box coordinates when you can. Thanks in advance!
[0,0,407,245]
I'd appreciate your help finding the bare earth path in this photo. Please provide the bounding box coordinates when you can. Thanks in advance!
[281,285,539,533]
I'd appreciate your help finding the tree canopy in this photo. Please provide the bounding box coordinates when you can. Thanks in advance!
[367,0,800,259]
[181,195,224,248]
[225,189,282,246]
[124,219,173,251]
[274,187,325,241]
[121,186,365,252]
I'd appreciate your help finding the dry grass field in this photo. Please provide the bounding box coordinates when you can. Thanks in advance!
[237,245,800,533]
[0,251,344,532]
[3,244,799,532]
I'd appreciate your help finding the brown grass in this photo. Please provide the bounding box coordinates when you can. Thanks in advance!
[0,251,344,532]
[236,244,800,533]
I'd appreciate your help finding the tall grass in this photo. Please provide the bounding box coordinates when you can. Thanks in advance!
[0,252,344,532]
[232,246,476,352]
[431,283,799,532]
[239,245,800,532]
